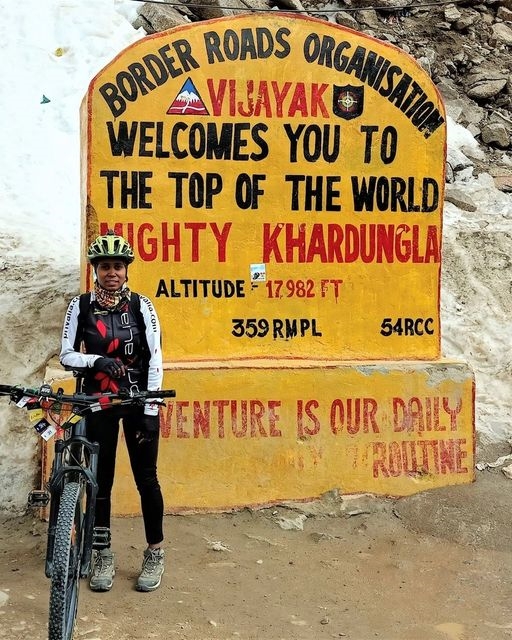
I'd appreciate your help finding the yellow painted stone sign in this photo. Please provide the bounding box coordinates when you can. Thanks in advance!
[73,14,475,509]
[81,14,446,362]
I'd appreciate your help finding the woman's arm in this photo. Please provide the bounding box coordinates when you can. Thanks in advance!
[59,295,101,370]
[139,294,164,393]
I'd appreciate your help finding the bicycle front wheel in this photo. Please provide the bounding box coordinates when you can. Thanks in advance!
[48,481,84,640]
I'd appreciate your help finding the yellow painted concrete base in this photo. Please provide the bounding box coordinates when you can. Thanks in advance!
[44,359,474,514]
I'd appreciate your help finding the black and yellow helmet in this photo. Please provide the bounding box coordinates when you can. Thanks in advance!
[87,230,135,264]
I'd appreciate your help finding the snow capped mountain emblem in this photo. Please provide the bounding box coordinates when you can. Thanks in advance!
[167,78,209,115]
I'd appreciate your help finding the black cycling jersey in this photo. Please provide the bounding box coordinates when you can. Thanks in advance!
[60,292,163,400]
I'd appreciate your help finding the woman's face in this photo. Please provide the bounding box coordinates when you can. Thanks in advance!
[95,260,127,291]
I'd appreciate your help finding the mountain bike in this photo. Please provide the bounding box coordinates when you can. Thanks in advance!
[0,381,176,640]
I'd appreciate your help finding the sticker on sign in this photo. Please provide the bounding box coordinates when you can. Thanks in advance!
[251,264,266,282]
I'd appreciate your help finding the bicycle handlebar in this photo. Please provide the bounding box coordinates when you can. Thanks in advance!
[0,384,176,440]
[0,383,176,406]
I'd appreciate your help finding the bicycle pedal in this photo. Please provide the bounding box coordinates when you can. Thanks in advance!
[27,490,50,507]
[92,526,111,550]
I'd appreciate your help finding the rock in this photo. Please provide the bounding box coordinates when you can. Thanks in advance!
[447,146,474,172]
[274,513,308,530]
[277,0,307,11]
[444,4,462,22]
[444,98,486,132]
[444,185,478,211]
[493,175,512,191]
[481,122,511,148]
[466,72,508,100]
[490,21,512,46]
[335,11,360,31]
[134,4,189,33]
[437,79,462,101]
[454,11,478,31]
[497,6,512,20]
[189,0,271,21]
[355,8,381,30]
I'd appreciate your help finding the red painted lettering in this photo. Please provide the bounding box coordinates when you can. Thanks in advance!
[373,439,468,478]
[297,399,320,437]
[330,398,379,435]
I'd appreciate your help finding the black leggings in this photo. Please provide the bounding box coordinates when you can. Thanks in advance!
[86,408,164,545]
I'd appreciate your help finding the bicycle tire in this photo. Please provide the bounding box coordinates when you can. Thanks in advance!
[48,481,84,640]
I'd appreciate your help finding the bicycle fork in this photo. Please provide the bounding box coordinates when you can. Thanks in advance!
[44,434,100,579]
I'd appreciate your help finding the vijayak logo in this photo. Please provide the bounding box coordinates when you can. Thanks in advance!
[333,85,364,120]
[167,78,209,115]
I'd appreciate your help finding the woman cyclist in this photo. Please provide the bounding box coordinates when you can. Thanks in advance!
[59,230,165,593]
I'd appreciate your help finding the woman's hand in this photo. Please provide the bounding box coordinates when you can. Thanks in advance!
[93,357,126,378]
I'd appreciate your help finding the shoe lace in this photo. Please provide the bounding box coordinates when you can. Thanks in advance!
[142,550,161,576]
[93,552,113,576]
